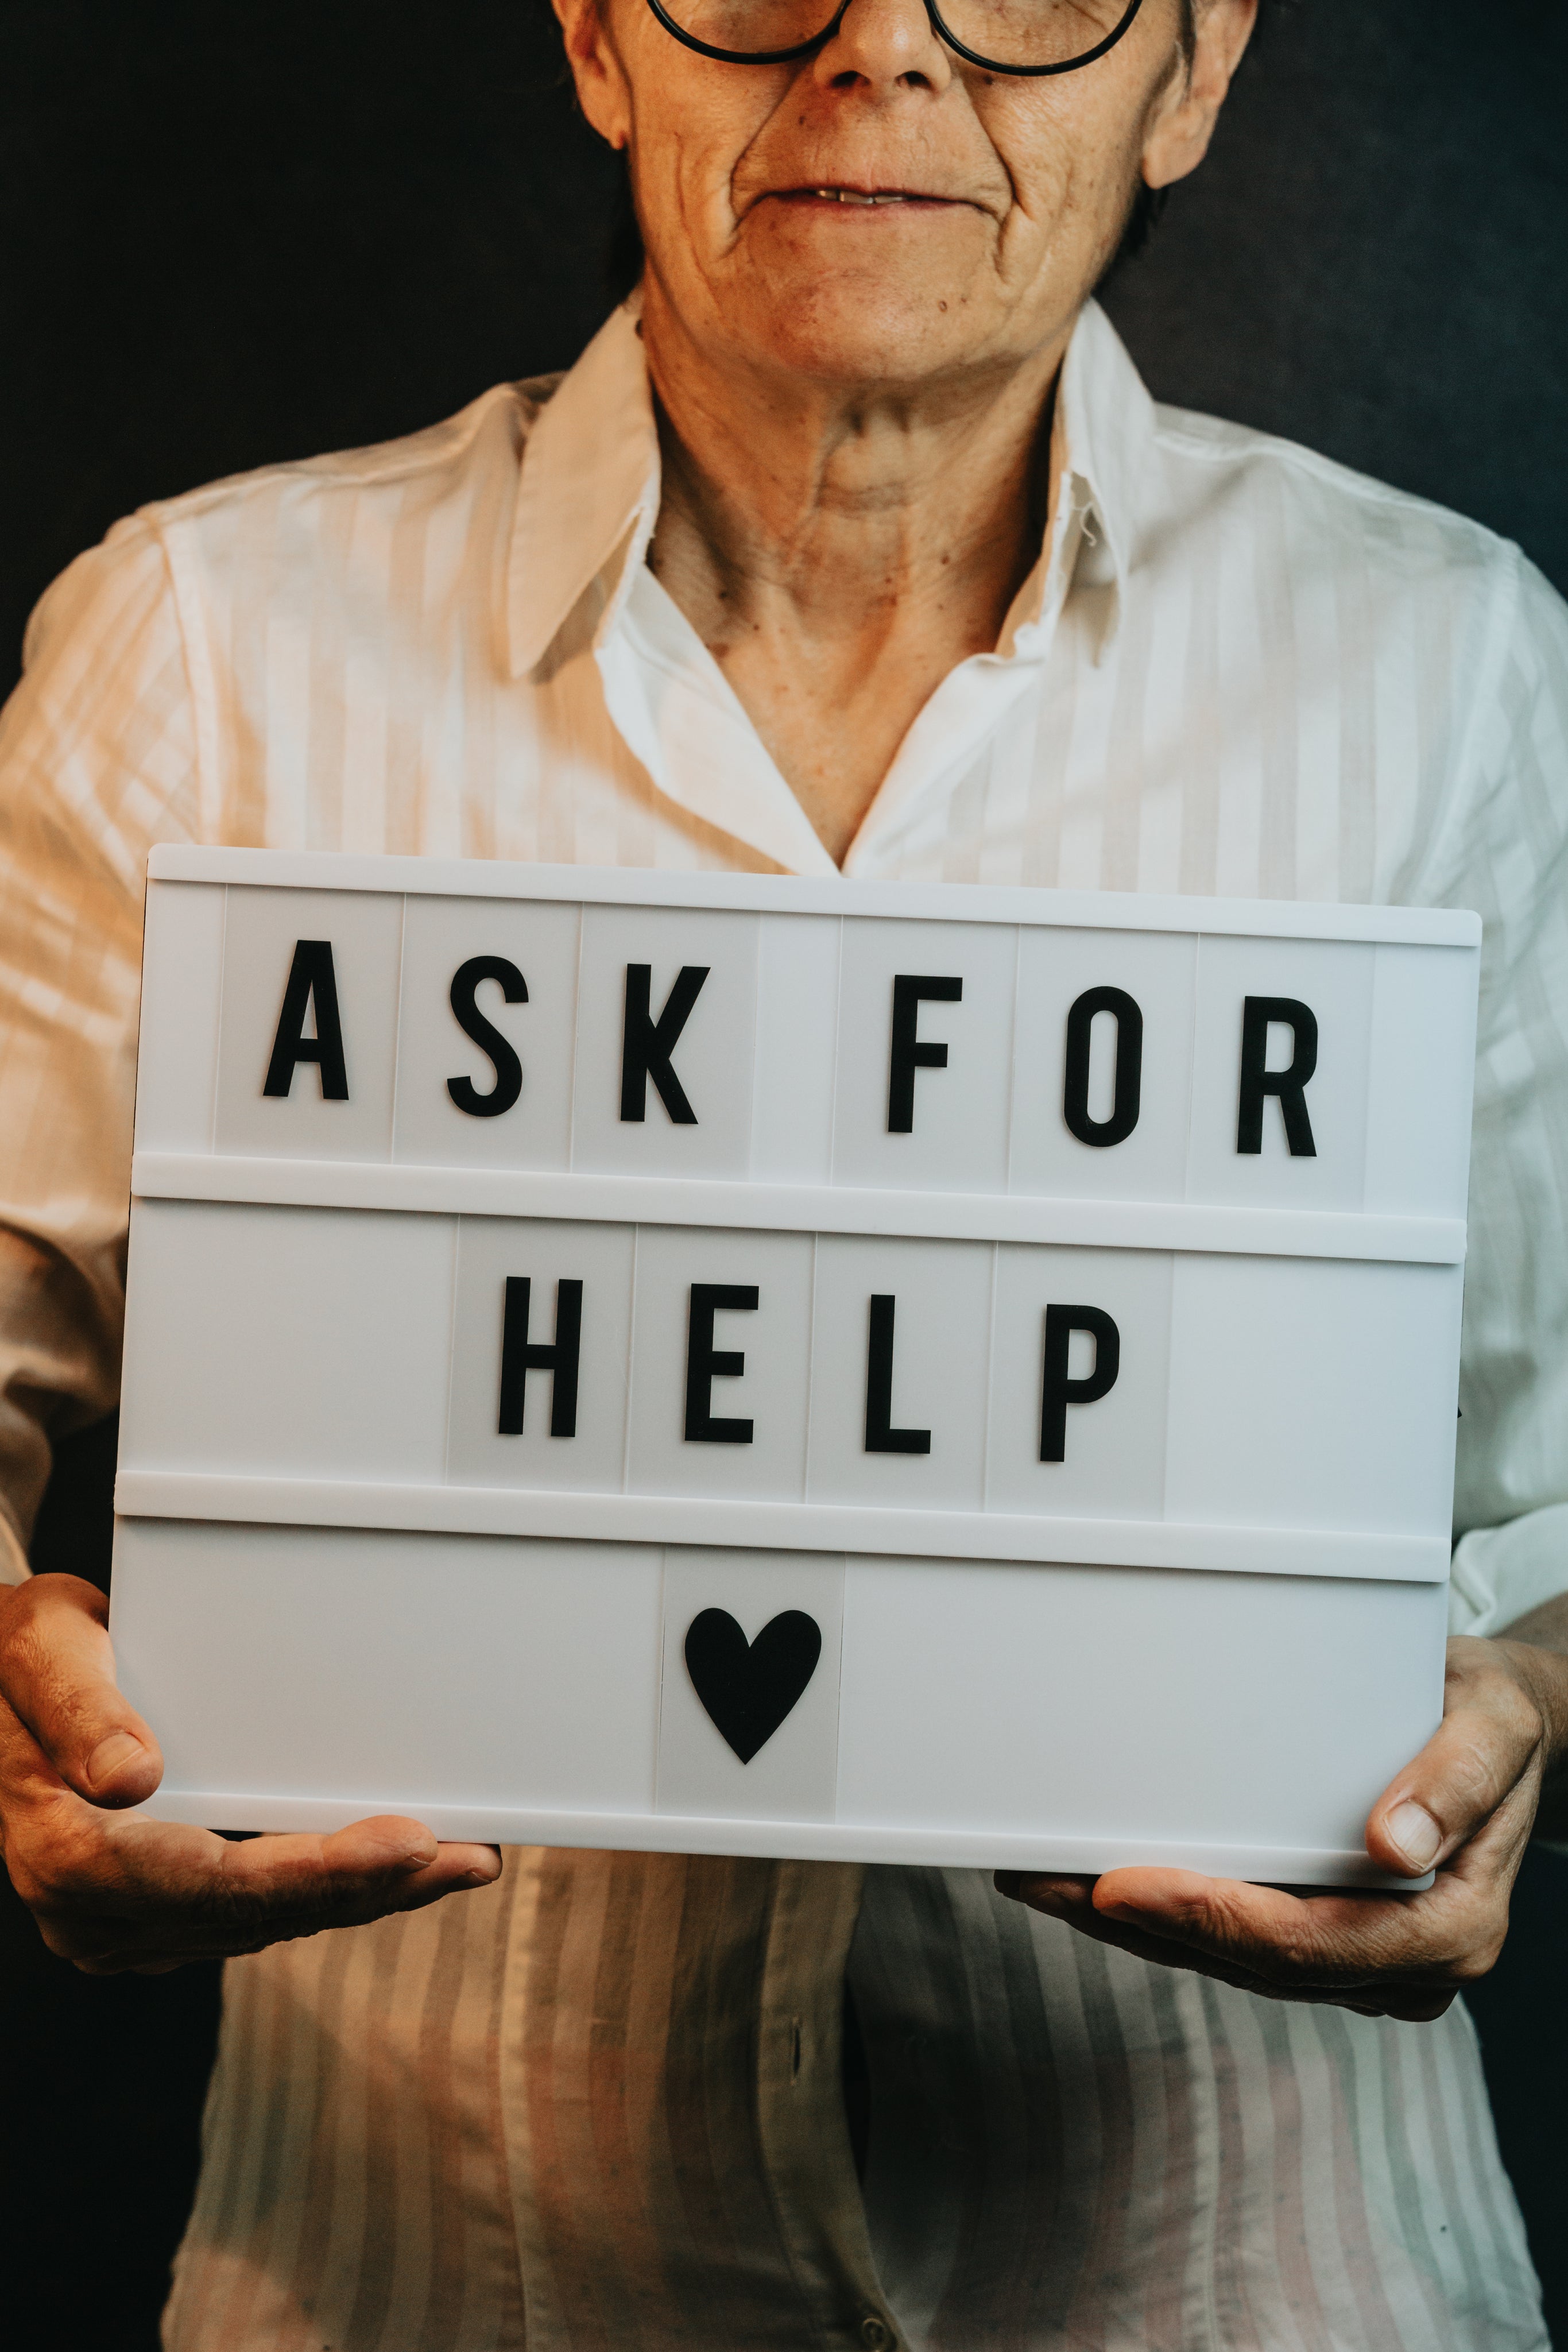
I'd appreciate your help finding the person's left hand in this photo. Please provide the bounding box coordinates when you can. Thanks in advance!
[997,1624,1568,2021]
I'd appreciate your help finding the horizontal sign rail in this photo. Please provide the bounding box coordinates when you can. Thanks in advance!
[112,1472,1451,1584]
[126,1784,1419,1889]
[130,1153,1469,1265]
[146,846,1482,949]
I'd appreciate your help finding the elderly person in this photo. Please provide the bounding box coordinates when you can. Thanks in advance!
[1,0,1565,2342]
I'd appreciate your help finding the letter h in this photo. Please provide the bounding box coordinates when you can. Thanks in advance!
[498,1277,583,1437]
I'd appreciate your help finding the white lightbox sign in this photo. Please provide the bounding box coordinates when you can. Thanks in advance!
[111,849,1480,1885]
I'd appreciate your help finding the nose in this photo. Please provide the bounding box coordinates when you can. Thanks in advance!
[810,0,954,94]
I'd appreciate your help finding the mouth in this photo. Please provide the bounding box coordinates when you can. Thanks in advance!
[770,185,964,210]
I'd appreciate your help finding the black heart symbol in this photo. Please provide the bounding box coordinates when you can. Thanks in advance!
[683,1609,823,1765]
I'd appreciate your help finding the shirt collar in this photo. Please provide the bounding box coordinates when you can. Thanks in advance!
[506,298,661,680]
[505,293,1156,683]
[1055,295,1153,607]
[994,299,1155,665]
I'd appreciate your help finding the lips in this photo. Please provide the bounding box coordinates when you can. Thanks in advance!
[773,186,958,206]
[808,187,916,204]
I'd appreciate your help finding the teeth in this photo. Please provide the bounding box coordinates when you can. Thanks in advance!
[812,188,907,204]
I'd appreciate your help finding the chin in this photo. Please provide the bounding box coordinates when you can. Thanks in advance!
[756,314,971,389]
[720,208,995,388]
[731,271,979,391]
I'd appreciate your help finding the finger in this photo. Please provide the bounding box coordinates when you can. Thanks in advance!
[19,1808,501,1971]
[86,1812,498,1923]
[215,1818,503,1916]
[1365,1639,1545,1879]
[1090,1868,1416,1976]
[66,1853,501,1973]
[0,1575,162,1806]
[1094,1857,1520,2004]
[998,1868,1387,1975]
[997,1870,1457,2018]
[998,1872,1290,1991]
[1083,1867,1500,2013]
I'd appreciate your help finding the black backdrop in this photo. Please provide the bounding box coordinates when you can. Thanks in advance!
[3,5,1566,2346]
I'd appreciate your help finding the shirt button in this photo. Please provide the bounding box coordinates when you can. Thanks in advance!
[860,2319,894,2351]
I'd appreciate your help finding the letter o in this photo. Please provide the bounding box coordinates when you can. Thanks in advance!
[1062,987,1143,1148]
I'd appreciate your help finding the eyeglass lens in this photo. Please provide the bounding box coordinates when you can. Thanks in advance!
[653,0,1142,73]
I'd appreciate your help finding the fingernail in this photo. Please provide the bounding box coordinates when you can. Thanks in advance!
[1385,1799,1442,1872]
[85,1731,145,1789]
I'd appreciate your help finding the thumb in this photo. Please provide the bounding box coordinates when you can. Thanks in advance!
[1365,1641,1543,1881]
[0,1575,164,1808]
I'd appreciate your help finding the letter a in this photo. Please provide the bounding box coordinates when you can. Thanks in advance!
[263,940,350,1100]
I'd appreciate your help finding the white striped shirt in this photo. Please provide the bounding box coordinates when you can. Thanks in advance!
[1,297,1563,2350]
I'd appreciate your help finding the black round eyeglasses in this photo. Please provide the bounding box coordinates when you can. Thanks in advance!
[644,0,1145,79]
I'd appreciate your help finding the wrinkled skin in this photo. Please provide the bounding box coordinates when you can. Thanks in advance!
[555,0,1261,856]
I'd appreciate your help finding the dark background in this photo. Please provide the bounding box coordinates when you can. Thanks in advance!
[3,3,1566,2345]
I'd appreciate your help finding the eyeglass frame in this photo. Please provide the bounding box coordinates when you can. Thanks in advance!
[643,0,1146,79]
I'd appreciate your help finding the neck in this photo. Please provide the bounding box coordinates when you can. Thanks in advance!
[642,282,1070,865]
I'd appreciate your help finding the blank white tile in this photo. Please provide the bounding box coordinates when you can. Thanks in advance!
[134,881,226,1155]
[446,1217,636,1493]
[806,1236,992,1510]
[657,1549,844,1823]
[119,1198,454,1482]
[985,1246,1172,1519]
[215,886,404,1162]
[1186,934,1373,1210]
[1163,1254,1464,1537]
[1009,927,1197,1202]
[626,1226,814,1501]
[752,915,841,1185]
[1362,942,1478,1220]
[112,1519,661,1815]
[831,920,1017,1195]
[570,905,759,1177]
[835,1556,1447,1851]
[393,895,580,1170]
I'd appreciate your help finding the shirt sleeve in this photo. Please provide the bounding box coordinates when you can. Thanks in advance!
[0,516,202,1582]
[1446,548,1568,1636]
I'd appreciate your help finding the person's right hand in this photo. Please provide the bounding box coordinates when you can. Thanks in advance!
[0,1573,501,1974]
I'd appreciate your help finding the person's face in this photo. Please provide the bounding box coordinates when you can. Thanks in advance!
[554,0,1256,394]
